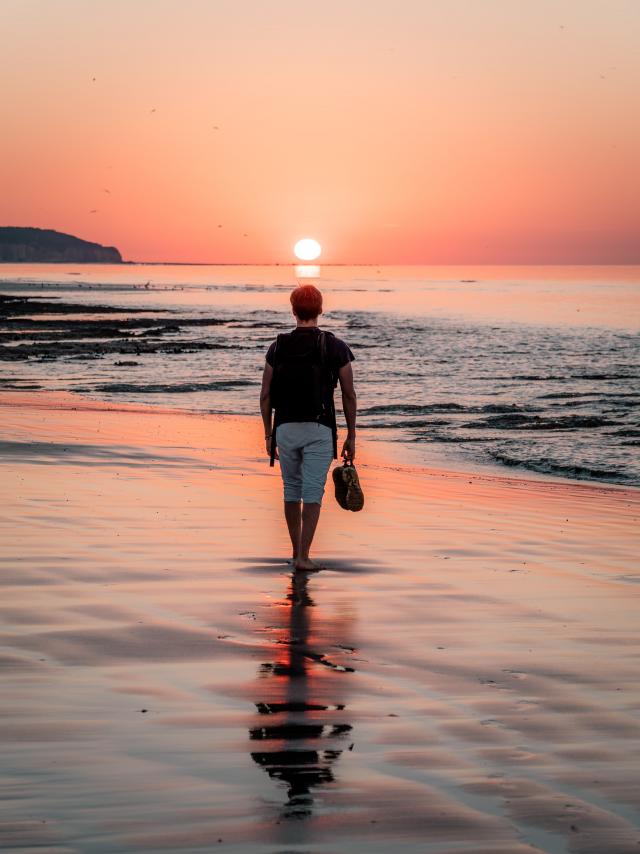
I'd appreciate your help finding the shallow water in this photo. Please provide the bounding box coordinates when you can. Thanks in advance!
[1,401,639,853]
[1,263,639,485]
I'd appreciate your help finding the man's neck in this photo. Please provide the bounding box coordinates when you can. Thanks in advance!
[295,320,319,329]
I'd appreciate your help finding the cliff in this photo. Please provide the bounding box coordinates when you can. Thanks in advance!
[0,227,123,263]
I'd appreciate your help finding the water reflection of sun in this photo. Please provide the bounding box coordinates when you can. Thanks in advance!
[294,264,321,279]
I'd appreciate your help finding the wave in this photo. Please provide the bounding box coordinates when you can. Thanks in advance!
[604,398,640,408]
[362,419,451,430]
[466,414,614,431]
[0,380,41,389]
[511,374,570,381]
[90,380,257,394]
[360,402,531,417]
[536,391,598,400]
[227,320,284,329]
[601,392,640,398]
[571,373,640,381]
[539,391,640,401]
[410,434,494,444]
[488,451,630,484]
[360,403,465,415]
[480,403,534,413]
[512,373,640,382]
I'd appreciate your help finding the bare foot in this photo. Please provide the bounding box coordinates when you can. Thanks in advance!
[294,557,323,572]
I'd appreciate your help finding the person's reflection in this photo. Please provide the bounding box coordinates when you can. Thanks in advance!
[250,571,354,819]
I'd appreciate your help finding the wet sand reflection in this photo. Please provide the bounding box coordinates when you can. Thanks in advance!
[250,570,354,819]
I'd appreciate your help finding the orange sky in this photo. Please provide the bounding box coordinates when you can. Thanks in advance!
[1,0,639,264]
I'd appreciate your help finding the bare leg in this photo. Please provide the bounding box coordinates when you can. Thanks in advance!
[284,501,302,561]
[294,502,323,571]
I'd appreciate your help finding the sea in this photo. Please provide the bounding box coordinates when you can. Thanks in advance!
[1,263,639,487]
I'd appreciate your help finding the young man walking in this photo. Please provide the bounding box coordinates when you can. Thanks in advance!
[260,284,357,571]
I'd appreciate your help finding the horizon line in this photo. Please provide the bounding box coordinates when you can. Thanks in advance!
[123,259,640,267]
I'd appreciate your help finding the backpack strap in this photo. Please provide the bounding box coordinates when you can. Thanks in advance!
[318,331,338,459]
[319,329,327,365]
[272,333,284,366]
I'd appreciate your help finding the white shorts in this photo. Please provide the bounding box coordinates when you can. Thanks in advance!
[276,422,334,504]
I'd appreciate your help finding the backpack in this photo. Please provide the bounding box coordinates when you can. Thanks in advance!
[270,330,331,422]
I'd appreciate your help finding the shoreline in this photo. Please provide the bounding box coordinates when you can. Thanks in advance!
[2,389,637,496]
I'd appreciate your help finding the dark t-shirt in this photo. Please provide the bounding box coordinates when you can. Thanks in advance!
[265,327,355,431]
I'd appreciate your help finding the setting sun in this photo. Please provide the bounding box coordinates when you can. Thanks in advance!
[293,238,322,261]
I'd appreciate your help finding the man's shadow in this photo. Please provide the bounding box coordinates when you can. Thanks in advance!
[250,570,354,819]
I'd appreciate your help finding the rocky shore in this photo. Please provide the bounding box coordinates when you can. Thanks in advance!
[0,294,229,362]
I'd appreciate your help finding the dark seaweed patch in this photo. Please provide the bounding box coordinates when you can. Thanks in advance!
[90,380,257,394]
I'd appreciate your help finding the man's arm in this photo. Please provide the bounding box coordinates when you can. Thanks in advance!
[338,361,357,461]
[260,362,276,457]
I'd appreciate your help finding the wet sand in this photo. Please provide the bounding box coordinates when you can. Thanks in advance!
[1,392,639,853]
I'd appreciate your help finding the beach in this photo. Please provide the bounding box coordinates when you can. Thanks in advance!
[1,391,639,853]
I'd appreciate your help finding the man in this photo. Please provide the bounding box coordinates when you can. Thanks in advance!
[260,284,357,571]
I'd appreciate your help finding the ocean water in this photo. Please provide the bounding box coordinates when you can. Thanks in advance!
[1,263,639,486]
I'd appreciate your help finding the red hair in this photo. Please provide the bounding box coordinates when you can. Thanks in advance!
[290,284,323,321]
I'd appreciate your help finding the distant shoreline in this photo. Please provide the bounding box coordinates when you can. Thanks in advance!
[0,226,122,264]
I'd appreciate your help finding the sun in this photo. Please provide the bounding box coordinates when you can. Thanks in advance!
[293,238,322,261]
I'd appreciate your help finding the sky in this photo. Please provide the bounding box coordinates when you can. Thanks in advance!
[1,0,639,264]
